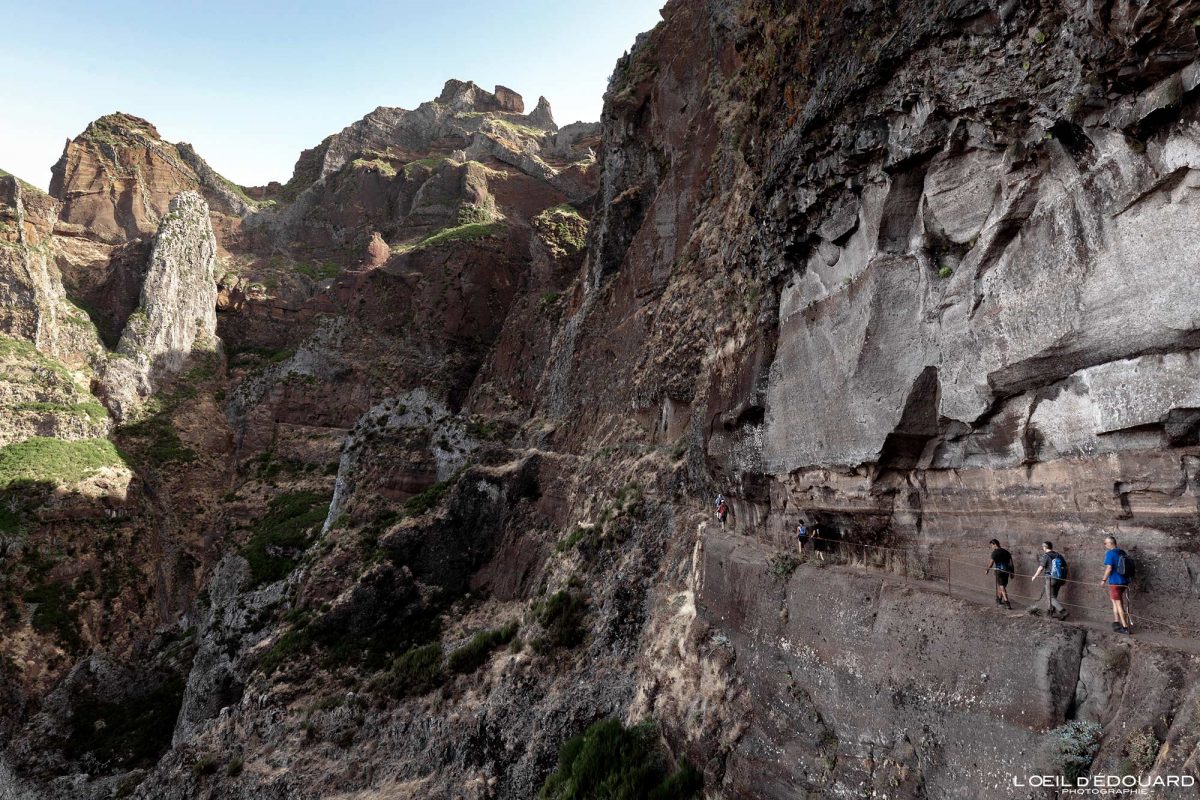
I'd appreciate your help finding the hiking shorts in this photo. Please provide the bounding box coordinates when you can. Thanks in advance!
[1108,584,1127,601]
[994,570,1009,587]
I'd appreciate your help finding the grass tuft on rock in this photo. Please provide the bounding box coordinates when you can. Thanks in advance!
[393,222,502,254]
[539,718,702,800]
[373,643,446,698]
[532,590,587,652]
[448,622,519,673]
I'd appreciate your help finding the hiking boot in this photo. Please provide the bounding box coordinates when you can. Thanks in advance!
[1111,621,1123,631]
[1118,626,1133,635]
[1003,601,1012,610]
[1053,609,1068,620]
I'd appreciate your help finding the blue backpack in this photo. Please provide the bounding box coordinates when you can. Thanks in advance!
[1049,553,1067,580]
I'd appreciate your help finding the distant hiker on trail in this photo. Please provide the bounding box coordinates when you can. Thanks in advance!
[985,539,1013,609]
[1101,535,1133,634]
[1030,541,1068,620]
[714,493,725,509]
[796,522,809,555]
[716,500,729,528]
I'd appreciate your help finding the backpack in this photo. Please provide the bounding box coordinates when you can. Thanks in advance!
[1049,553,1067,580]
[1116,550,1135,581]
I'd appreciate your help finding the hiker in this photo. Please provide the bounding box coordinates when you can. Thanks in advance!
[1101,535,1133,634]
[716,499,729,528]
[714,492,725,509]
[808,524,825,562]
[1030,541,1069,619]
[985,538,1013,609]
[796,521,809,555]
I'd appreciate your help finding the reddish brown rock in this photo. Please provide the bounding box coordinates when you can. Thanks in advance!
[494,84,525,113]
[364,231,390,267]
[48,112,255,245]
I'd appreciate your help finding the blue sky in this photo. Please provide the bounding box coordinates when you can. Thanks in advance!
[0,0,664,190]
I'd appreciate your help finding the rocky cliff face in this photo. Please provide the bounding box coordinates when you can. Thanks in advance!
[96,191,220,421]
[4,3,1200,798]
[0,175,100,362]
[49,113,255,245]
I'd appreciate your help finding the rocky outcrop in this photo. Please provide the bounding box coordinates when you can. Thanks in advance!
[0,175,101,362]
[49,113,255,245]
[282,80,567,189]
[97,192,219,420]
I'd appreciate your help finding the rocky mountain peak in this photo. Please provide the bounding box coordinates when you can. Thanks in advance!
[528,96,556,130]
[436,79,524,113]
[48,111,256,245]
[82,112,162,144]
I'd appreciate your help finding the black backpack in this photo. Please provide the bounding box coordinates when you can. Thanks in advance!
[1116,550,1135,581]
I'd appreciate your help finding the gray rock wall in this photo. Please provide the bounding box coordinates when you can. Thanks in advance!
[98,191,219,421]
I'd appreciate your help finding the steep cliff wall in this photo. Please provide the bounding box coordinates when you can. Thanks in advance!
[5,4,1200,798]
[536,0,1200,794]
[97,192,220,421]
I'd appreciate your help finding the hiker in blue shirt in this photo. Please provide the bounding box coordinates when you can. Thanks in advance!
[1029,541,1068,619]
[1101,535,1132,634]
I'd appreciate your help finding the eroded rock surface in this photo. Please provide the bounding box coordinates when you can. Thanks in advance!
[5,2,1200,798]
[96,192,218,421]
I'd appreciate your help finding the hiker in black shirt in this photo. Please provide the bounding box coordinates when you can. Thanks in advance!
[985,538,1013,609]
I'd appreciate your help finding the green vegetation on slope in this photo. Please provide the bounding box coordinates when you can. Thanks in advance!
[295,260,341,280]
[118,411,196,465]
[448,622,519,673]
[492,118,551,139]
[12,401,108,421]
[351,157,398,177]
[0,437,125,490]
[374,643,446,698]
[241,490,332,586]
[392,222,502,254]
[533,204,588,255]
[532,589,587,652]
[0,334,75,382]
[539,719,702,800]
[24,580,83,652]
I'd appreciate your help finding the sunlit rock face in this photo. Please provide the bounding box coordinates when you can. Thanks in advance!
[6,1,1200,797]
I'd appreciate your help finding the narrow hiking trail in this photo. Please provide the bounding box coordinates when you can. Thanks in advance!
[701,525,1200,657]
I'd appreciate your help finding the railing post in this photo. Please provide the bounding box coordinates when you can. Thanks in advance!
[946,557,952,597]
